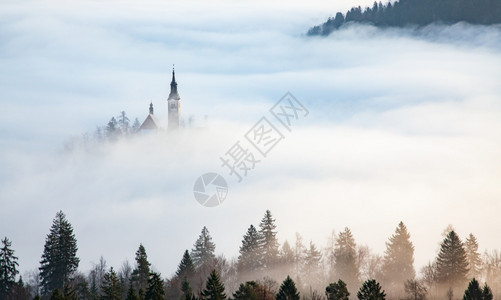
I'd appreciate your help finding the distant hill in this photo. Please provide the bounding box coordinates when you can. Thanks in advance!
[307,0,501,36]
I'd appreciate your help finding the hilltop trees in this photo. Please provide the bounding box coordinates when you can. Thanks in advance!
[201,270,226,300]
[462,278,492,300]
[39,211,80,296]
[192,227,216,269]
[325,279,350,300]
[237,225,262,278]
[259,210,280,272]
[0,237,19,299]
[101,267,121,300]
[131,244,151,295]
[276,276,300,300]
[436,231,469,289]
[381,222,415,297]
[357,279,386,300]
[464,234,482,280]
[333,228,359,293]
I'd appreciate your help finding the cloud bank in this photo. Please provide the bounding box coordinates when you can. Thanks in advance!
[1,0,501,279]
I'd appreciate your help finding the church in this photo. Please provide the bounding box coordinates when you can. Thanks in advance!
[138,68,181,132]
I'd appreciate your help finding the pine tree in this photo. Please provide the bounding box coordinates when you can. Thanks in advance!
[259,210,279,270]
[131,244,151,293]
[403,279,427,300]
[101,267,122,300]
[176,250,195,280]
[39,211,80,296]
[201,270,226,300]
[464,234,482,280]
[145,272,164,300]
[278,241,295,279]
[333,228,359,292]
[357,279,386,300]
[191,227,216,269]
[125,282,139,300]
[463,278,482,300]
[233,281,259,300]
[325,279,350,300]
[482,283,493,300]
[0,237,19,299]
[237,225,262,276]
[276,276,300,300]
[381,222,415,295]
[50,289,65,300]
[436,231,469,288]
[181,277,196,300]
[303,241,322,283]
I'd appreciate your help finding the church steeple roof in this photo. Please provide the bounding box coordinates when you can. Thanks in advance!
[168,66,180,101]
[149,102,154,114]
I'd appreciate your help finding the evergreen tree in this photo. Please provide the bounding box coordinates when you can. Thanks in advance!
[482,283,493,300]
[201,270,226,300]
[39,211,80,296]
[131,244,151,294]
[145,272,164,300]
[276,276,300,300]
[259,210,279,270]
[0,237,19,299]
[303,241,322,283]
[436,231,469,288]
[106,117,119,140]
[464,234,482,280]
[101,267,122,300]
[125,282,139,300]
[463,278,482,300]
[403,279,427,300]
[357,279,386,300]
[333,228,359,292]
[237,225,262,276]
[176,250,195,280]
[50,289,64,300]
[381,222,415,294]
[325,279,350,300]
[233,281,259,300]
[191,227,216,270]
[278,241,295,279]
[181,277,196,300]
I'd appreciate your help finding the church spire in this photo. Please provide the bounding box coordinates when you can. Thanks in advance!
[149,102,154,114]
[168,65,180,100]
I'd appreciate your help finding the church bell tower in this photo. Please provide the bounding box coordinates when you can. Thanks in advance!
[167,67,181,130]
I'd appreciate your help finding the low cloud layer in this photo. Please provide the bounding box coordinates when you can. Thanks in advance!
[1,0,501,279]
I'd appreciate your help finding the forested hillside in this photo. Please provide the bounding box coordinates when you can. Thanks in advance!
[2,210,501,299]
[307,0,501,36]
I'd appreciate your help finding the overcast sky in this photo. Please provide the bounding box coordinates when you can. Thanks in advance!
[1,0,501,280]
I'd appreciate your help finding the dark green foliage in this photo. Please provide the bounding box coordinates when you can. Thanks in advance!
[201,270,226,300]
[176,250,195,280]
[307,0,501,36]
[125,282,139,300]
[191,227,216,269]
[482,283,493,300]
[259,211,279,270]
[101,267,122,300]
[357,280,386,300]
[145,272,164,300]
[39,211,80,296]
[50,289,64,300]
[326,279,350,300]
[233,281,259,300]
[237,225,262,274]
[436,231,469,288]
[131,244,151,293]
[0,237,19,299]
[276,276,300,300]
[462,278,492,300]
[381,222,415,292]
[181,277,196,300]
[403,279,427,300]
